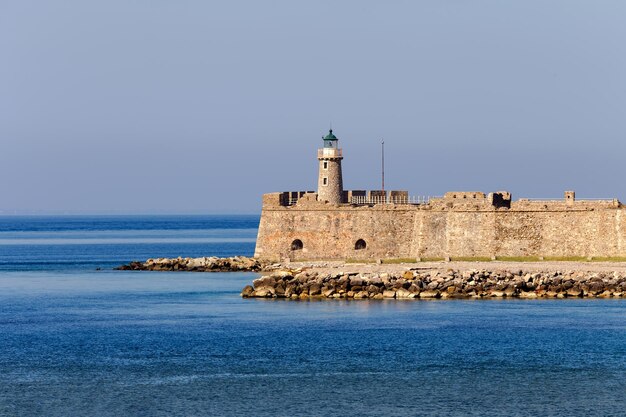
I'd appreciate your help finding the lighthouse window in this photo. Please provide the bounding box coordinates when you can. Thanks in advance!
[323,177,328,186]
[323,161,328,170]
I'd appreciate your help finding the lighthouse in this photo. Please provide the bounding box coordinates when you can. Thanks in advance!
[317,129,344,204]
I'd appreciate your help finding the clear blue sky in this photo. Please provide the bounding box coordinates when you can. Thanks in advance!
[1,0,625,214]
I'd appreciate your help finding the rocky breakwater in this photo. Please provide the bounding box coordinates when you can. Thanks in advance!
[241,268,626,299]
[117,256,264,272]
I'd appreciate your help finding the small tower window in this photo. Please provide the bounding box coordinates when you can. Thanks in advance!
[322,177,328,186]
[291,239,303,251]
[355,239,366,250]
[323,161,328,170]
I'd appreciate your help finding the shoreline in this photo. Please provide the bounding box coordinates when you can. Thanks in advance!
[115,256,626,300]
[242,260,626,300]
[117,256,626,275]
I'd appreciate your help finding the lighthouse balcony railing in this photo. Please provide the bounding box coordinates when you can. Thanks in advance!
[318,148,343,158]
[349,195,431,205]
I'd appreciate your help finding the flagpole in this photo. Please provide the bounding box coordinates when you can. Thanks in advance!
[381,139,385,196]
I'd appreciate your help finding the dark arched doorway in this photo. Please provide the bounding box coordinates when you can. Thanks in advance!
[291,239,303,251]
[355,239,366,250]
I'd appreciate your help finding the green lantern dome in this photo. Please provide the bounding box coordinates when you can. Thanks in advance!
[323,129,338,141]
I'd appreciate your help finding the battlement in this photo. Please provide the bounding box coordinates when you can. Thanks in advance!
[262,191,316,207]
[262,189,418,207]
[262,189,621,210]
[444,191,486,200]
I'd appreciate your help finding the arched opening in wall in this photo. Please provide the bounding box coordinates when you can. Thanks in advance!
[355,239,367,250]
[291,239,303,251]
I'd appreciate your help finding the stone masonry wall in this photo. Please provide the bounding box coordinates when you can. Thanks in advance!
[255,203,415,261]
[254,193,626,261]
[317,158,343,204]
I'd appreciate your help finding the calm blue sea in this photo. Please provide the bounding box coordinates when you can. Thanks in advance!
[1,215,626,417]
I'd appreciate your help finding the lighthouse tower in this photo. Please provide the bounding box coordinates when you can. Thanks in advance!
[317,129,344,204]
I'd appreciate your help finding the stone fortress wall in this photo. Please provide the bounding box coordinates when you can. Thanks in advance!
[254,190,626,262]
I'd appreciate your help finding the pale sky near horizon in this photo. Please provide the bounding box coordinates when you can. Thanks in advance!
[1,1,625,214]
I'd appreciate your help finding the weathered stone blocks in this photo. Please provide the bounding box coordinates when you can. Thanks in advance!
[241,269,626,300]
[255,194,626,262]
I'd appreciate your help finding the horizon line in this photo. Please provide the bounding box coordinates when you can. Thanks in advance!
[0,211,261,216]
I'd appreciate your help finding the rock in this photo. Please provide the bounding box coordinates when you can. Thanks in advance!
[566,287,583,297]
[254,287,275,297]
[272,270,293,279]
[426,281,439,290]
[240,285,254,297]
[253,276,275,288]
[349,277,364,287]
[419,290,440,299]
[519,291,537,298]
[369,276,383,286]
[186,258,205,269]
[309,283,321,295]
[382,290,396,299]
[274,284,286,297]
[115,261,145,271]
[367,285,381,294]
[503,287,516,297]
[408,284,421,294]
[322,288,335,298]
[395,288,412,299]
[284,284,296,298]
[294,272,309,283]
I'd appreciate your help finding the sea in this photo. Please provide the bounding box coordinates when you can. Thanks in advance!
[1,215,626,417]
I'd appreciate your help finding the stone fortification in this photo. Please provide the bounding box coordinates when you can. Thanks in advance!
[254,190,626,261]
